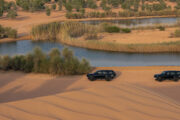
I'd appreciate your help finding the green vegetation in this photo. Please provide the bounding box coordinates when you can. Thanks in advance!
[157,26,165,31]
[6,9,17,19]
[1,0,180,19]
[0,0,17,18]
[122,28,131,33]
[16,0,45,12]
[31,22,61,40]
[0,47,91,75]
[30,21,180,53]
[0,25,17,38]
[172,29,180,37]
[46,7,51,16]
[104,25,120,33]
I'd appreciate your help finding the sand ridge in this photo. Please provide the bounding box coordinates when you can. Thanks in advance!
[0,66,180,120]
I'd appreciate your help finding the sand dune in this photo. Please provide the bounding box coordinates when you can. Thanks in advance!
[0,66,180,120]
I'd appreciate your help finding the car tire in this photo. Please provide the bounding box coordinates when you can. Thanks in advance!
[157,78,163,82]
[105,76,112,81]
[89,77,95,81]
[173,77,179,82]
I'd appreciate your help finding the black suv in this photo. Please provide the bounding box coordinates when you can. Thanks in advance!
[154,71,180,82]
[87,70,116,81]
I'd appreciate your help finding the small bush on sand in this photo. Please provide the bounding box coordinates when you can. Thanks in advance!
[121,28,131,33]
[172,29,180,37]
[104,25,120,33]
[0,25,17,39]
[157,26,165,31]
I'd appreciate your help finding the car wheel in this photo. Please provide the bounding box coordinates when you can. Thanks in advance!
[173,77,179,82]
[105,76,112,81]
[157,78,163,82]
[89,77,95,81]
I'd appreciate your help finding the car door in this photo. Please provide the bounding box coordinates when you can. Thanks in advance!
[95,71,103,79]
[169,72,175,79]
[165,72,170,79]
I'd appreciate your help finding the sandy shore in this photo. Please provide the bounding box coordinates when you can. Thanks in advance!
[0,66,180,120]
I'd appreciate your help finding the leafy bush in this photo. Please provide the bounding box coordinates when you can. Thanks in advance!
[173,29,180,37]
[6,9,17,19]
[121,28,131,33]
[104,25,120,33]
[0,47,91,75]
[46,7,51,16]
[0,25,17,39]
[157,26,165,31]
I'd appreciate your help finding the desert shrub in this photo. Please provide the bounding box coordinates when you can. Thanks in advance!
[6,9,17,19]
[173,29,180,37]
[0,47,91,75]
[16,0,45,12]
[46,7,51,16]
[104,25,120,33]
[52,4,56,10]
[32,47,46,73]
[121,28,131,33]
[5,27,17,38]
[24,53,34,73]
[0,25,17,39]
[157,26,165,31]
[0,56,11,70]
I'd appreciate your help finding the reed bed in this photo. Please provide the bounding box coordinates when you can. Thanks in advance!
[31,21,180,53]
[31,22,61,41]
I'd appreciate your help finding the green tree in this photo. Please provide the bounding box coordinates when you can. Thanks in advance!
[52,4,56,10]
[6,9,17,19]
[58,0,63,11]
[65,3,73,12]
[46,7,51,16]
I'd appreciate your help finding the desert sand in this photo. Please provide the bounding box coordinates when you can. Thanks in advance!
[101,27,180,44]
[0,66,180,120]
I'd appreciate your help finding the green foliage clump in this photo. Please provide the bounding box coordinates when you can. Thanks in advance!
[157,26,165,31]
[0,25,17,39]
[46,7,51,16]
[0,47,91,75]
[51,3,56,10]
[6,9,17,19]
[104,25,120,33]
[121,28,131,33]
[172,29,180,37]
[16,0,45,12]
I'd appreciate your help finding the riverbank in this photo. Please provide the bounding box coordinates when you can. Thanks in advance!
[0,66,179,120]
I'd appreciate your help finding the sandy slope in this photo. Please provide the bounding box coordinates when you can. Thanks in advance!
[0,66,180,120]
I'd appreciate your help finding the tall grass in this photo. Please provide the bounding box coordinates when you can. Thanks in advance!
[31,21,180,53]
[0,47,91,75]
[31,22,61,41]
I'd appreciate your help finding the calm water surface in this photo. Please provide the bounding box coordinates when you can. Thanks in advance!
[0,40,180,67]
[82,17,180,27]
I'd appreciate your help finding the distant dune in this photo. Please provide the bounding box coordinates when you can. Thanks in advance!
[0,66,180,120]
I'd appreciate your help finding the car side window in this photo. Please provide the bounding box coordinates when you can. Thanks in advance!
[103,71,107,74]
[166,72,170,75]
[97,71,102,75]
[178,72,180,75]
[170,72,175,75]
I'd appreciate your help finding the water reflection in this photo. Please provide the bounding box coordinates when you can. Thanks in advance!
[0,40,180,67]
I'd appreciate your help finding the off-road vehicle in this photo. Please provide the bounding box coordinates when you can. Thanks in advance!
[154,71,180,82]
[87,70,116,81]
